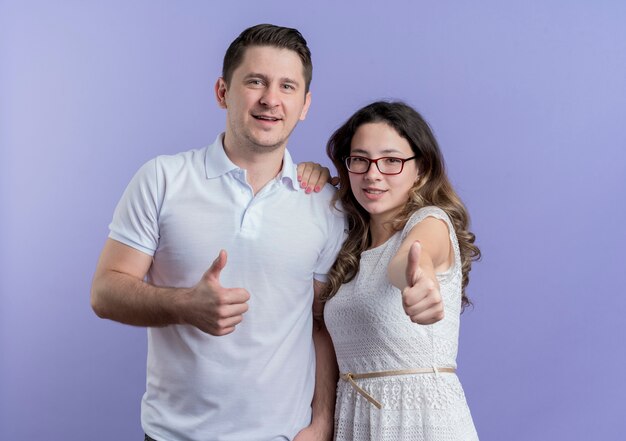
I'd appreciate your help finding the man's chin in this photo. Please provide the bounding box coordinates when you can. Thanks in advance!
[247,137,287,152]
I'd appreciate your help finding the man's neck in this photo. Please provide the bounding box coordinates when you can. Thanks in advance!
[222,137,286,194]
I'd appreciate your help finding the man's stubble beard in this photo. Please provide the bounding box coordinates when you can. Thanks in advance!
[243,123,300,154]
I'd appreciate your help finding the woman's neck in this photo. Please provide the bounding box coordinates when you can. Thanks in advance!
[368,218,395,249]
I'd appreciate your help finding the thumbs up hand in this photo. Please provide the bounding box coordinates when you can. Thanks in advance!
[182,250,250,336]
[401,242,445,325]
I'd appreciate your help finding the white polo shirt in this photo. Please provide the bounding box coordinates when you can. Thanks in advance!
[109,134,346,441]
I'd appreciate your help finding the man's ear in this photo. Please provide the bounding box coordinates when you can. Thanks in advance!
[299,91,312,121]
[215,77,228,109]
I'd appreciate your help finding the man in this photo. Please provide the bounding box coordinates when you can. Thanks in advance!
[91,24,345,441]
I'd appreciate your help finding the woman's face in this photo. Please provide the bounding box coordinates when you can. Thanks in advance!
[348,122,419,225]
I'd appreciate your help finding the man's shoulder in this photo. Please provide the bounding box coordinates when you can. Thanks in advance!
[317,182,338,197]
[154,146,206,165]
[309,183,340,206]
[307,185,346,225]
[149,146,207,176]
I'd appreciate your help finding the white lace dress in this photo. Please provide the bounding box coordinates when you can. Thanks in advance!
[324,206,478,441]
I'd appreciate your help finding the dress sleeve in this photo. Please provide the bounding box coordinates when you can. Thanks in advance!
[108,158,162,256]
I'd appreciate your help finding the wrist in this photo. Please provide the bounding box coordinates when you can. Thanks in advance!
[168,286,193,325]
[308,415,333,440]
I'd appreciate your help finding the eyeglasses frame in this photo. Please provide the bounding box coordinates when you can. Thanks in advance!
[344,155,417,175]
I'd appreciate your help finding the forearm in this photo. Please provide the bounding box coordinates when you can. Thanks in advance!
[309,321,338,439]
[91,270,188,327]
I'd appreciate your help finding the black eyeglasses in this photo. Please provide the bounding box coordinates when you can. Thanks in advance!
[345,155,417,175]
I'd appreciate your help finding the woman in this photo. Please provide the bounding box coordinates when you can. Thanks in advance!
[322,101,480,440]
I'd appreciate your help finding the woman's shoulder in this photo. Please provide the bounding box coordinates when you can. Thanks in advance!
[402,206,453,237]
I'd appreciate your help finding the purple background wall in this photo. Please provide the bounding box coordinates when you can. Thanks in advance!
[1,1,625,439]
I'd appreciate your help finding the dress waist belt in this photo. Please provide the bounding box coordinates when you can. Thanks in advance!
[340,367,456,409]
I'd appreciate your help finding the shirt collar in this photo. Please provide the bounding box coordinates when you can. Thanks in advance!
[276,147,300,191]
[204,133,238,179]
[204,133,301,192]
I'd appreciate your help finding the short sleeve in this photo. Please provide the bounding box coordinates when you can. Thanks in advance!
[313,206,347,282]
[108,158,162,256]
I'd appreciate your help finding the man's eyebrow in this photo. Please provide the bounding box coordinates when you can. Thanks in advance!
[243,73,301,87]
[280,77,301,87]
[244,73,269,81]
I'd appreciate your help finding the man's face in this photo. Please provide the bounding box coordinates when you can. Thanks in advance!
[216,45,311,153]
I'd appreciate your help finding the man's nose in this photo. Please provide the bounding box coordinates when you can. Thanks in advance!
[259,85,280,107]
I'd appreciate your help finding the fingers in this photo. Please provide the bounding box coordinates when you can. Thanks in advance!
[306,167,322,193]
[405,241,421,286]
[402,277,434,310]
[297,162,314,192]
[208,287,249,313]
[199,288,250,336]
[407,307,445,325]
[296,162,309,181]
[297,162,330,193]
[209,309,246,336]
[191,252,253,335]
[205,249,227,283]
[403,287,444,324]
[401,276,444,325]
[308,165,330,193]
[221,287,250,305]
[211,302,248,333]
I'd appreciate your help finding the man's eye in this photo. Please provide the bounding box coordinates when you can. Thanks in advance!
[282,84,295,90]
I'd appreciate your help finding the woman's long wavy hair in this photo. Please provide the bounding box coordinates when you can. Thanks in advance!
[323,101,480,310]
